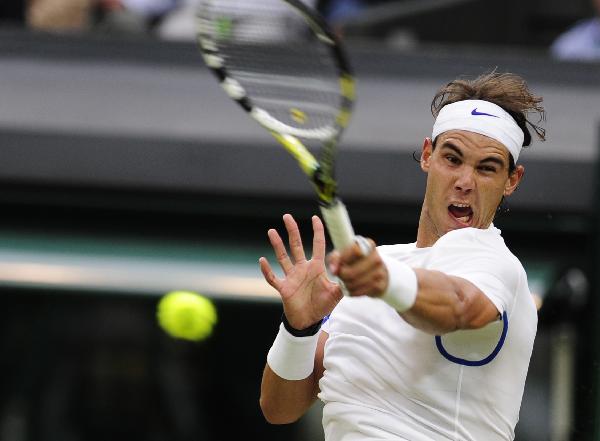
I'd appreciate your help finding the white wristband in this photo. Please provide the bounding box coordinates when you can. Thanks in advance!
[267,323,320,380]
[380,254,418,312]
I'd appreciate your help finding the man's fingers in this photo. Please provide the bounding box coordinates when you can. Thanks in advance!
[337,247,389,296]
[340,260,378,292]
[267,228,293,275]
[340,241,367,265]
[311,215,326,261]
[259,257,283,291]
[340,236,375,265]
[346,277,385,297]
[283,214,307,263]
[340,249,379,279]
[355,236,375,256]
[343,263,388,297]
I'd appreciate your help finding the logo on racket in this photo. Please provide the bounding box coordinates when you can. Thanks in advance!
[290,108,307,124]
[215,17,233,40]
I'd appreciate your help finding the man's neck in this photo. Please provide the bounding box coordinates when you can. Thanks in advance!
[415,206,440,248]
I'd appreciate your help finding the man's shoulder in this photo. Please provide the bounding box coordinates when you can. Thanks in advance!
[434,228,528,299]
[378,227,510,257]
[377,242,417,257]
[435,226,504,248]
[435,227,523,269]
[377,227,524,272]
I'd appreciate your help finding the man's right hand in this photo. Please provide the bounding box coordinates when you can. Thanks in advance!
[259,214,343,330]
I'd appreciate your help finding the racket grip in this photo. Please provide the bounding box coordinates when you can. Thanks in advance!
[319,199,356,251]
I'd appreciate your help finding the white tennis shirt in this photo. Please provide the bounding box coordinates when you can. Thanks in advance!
[318,225,537,441]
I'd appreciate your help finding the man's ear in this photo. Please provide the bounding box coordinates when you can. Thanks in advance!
[421,137,433,172]
[504,165,525,196]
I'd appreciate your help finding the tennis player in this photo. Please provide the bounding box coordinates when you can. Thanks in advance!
[259,72,545,441]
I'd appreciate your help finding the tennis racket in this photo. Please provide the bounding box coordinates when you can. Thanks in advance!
[197,0,369,254]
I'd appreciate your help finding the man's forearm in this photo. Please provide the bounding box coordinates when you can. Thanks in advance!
[259,364,319,424]
[260,328,327,424]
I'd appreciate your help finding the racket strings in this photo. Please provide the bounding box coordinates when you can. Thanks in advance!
[200,0,343,136]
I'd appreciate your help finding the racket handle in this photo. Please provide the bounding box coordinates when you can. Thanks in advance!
[319,199,356,251]
[320,200,372,297]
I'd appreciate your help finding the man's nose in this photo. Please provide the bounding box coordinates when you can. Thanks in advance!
[454,167,475,193]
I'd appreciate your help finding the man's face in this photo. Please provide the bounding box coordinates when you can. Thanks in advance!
[419,130,524,245]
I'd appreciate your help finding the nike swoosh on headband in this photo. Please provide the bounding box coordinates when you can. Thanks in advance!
[471,108,500,118]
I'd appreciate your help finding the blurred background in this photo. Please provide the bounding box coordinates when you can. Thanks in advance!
[0,0,599,440]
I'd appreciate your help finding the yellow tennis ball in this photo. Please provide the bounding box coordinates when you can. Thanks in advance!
[157,291,217,341]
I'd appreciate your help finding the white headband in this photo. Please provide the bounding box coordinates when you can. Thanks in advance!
[432,100,524,162]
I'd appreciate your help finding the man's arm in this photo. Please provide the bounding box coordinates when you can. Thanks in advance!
[258,214,341,424]
[260,331,328,424]
[329,244,500,335]
[401,268,499,335]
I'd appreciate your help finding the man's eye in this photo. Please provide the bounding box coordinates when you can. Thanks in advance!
[480,166,497,173]
[446,155,459,164]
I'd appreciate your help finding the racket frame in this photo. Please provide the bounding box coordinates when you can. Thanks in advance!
[197,0,358,252]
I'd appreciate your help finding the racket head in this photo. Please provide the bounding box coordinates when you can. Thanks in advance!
[196,0,355,203]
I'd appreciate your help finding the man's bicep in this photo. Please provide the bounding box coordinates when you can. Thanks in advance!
[449,275,502,329]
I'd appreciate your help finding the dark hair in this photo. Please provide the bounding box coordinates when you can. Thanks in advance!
[430,71,546,174]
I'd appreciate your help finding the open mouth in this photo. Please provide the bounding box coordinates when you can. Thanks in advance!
[448,203,473,226]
